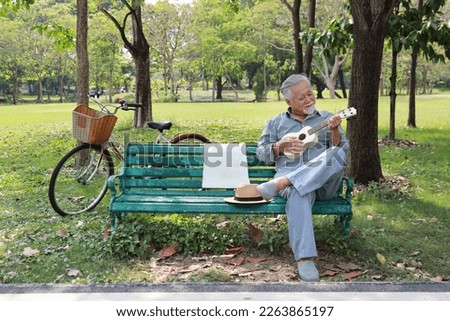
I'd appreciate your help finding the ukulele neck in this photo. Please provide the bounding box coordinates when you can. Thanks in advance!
[307,121,329,136]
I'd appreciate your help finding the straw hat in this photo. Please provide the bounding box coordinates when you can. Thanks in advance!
[224,183,270,204]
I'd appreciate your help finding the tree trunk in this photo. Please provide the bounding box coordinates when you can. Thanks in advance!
[215,77,223,100]
[131,4,152,127]
[38,77,44,103]
[304,0,316,77]
[421,65,428,94]
[59,62,65,103]
[76,0,89,106]
[282,0,303,73]
[389,47,398,140]
[12,65,19,105]
[338,68,347,98]
[407,49,418,127]
[347,0,399,184]
[407,0,422,128]
[133,49,152,127]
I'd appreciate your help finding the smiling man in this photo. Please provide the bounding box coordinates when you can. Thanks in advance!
[254,74,349,281]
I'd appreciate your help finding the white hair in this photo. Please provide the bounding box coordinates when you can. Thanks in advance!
[281,74,311,99]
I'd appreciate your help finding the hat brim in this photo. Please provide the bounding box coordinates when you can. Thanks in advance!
[224,197,270,205]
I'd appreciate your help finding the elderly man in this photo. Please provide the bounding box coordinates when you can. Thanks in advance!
[255,74,348,281]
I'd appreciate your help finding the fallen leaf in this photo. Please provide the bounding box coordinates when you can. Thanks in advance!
[69,196,84,203]
[227,257,245,266]
[216,221,230,229]
[430,276,444,282]
[246,257,273,264]
[3,271,18,282]
[411,260,422,268]
[409,251,420,257]
[321,270,339,277]
[23,247,40,257]
[247,224,263,243]
[395,262,406,269]
[345,271,363,280]
[266,215,283,223]
[323,264,343,272]
[157,243,179,259]
[56,229,69,238]
[179,264,203,274]
[225,246,245,255]
[337,262,361,271]
[429,217,438,223]
[55,274,65,283]
[66,268,82,277]
[76,221,84,227]
[376,253,386,265]
[103,226,111,240]
[372,274,386,281]
[215,254,235,263]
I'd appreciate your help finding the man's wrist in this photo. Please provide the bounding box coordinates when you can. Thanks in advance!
[272,143,278,155]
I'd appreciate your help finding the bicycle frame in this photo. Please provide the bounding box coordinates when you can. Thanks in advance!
[49,92,208,216]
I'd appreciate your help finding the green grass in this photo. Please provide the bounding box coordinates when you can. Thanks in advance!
[0,92,449,283]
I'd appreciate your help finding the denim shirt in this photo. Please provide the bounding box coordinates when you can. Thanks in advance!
[256,108,348,175]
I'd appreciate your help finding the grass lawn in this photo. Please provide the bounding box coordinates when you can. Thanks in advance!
[0,92,448,283]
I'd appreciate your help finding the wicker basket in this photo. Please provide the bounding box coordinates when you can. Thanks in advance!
[72,105,118,145]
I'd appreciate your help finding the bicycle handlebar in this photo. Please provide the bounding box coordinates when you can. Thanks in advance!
[88,91,142,113]
[115,98,142,110]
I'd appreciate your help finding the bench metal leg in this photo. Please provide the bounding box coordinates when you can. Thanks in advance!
[334,214,352,236]
[109,213,123,232]
[342,214,352,236]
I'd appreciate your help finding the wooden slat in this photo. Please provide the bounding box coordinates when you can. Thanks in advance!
[125,167,203,178]
[124,178,203,189]
[110,195,350,215]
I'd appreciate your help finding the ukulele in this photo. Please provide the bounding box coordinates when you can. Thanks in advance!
[283,107,357,160]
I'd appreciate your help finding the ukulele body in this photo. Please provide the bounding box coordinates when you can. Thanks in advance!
[282,126,318,160]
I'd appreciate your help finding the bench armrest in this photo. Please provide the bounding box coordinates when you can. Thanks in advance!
[341,176,354,202]
[107,168,125,198]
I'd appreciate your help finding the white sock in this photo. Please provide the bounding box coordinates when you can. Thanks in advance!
[256,181,277,201]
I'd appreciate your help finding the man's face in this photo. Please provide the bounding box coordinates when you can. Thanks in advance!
[285,81,316,118]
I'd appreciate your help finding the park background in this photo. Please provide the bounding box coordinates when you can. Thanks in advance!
[0,0,449,283]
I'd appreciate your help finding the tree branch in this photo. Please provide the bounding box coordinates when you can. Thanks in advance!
[281,0,293,12]
[99,6,133,50]
[267,41,293,52]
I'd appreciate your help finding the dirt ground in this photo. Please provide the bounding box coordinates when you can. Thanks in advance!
[147,241,368,283]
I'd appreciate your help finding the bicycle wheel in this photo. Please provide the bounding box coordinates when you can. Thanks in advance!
[169,133,210,144]
[48,144,114,216]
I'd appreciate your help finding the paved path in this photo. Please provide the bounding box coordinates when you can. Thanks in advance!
[1,282,448,300]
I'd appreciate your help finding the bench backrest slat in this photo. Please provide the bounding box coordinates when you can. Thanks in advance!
[124,178,203,189]
[125,167,204,178]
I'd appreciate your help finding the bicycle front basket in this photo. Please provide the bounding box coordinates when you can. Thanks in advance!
[72,104,117,145]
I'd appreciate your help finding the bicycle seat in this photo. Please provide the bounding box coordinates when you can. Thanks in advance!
[147,121,172,132]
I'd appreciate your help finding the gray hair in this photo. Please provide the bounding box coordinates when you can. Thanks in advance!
[281,74,311,99]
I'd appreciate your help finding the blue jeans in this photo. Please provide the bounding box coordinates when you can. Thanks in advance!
[277,146,346,260]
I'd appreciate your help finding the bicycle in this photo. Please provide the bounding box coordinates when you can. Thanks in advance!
[48,92,210,216]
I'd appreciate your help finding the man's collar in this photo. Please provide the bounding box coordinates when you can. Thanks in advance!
[286,107,322,119]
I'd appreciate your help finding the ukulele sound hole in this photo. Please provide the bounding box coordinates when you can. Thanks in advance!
[298,133,306,140]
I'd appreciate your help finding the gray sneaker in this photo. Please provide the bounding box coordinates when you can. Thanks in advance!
[298,261,320,282]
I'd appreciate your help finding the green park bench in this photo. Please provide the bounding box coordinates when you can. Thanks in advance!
[108,143,354,235]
